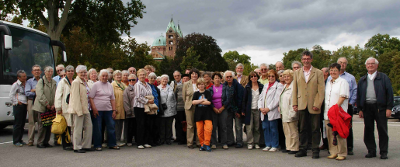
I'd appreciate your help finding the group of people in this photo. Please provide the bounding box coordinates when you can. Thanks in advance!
[10,51,394,160]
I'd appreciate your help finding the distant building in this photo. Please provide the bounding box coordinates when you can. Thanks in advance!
[151,18,183,61]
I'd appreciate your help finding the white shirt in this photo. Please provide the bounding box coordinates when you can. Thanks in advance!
[368,71,377,81]
[237,75,242,83]
[303,66,313,83]
[9,80,27,105]
[324,77,350,120]
[251,88,259,109]
[192,84,199,92]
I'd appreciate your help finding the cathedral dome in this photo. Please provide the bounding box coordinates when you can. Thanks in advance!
[152,35,166,46]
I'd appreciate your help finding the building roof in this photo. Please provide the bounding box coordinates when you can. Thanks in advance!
[166,18,183,37]
[151,35,166,46]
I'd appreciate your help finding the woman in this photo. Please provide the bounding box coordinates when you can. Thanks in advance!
[134,69,154,149]
[325,63,349,161]
[258,69,283,152]
[89,69,119,151]
[87,68,98,88]
[122,70,129,86]
[279,70,299,154]
[54,65,74,150]
[68,65,93,153]
[111,70,127,146]
[123,74,138,146]
[242,71,264,150]
[33,66,56,148]
[183,68,201,149]
[9,70,27,147]
[192,78,213,152]
[277,69,287,152]
[278,70,285,85]
[148,72,162,146]
[203,72,213,89]
[158,75,177,145]
[209,72,228,149]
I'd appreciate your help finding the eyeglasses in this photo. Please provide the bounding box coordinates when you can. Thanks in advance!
[57,69,63,72]
[302,58,312,61]
[128,79,136,81]
[268,76,275,78]
[261,68,268,71]
[250,75,258,78]
[226,76,232,78]
[366,63,376,66]
[293,67,300,69]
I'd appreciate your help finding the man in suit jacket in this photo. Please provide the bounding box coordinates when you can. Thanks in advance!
[292,51,325,159]
[234,63,248,88]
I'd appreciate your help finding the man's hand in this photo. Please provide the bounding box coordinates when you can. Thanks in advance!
[312,106,319,111]
[93,109,99,118]
[359,111,363,118]
[386,109,391,118]
[148,100,154,104]
[293,105,298,112]
[46,105,51,110]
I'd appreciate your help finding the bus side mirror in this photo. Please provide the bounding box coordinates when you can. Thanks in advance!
[63,51,67,62]
[4,35,12,50]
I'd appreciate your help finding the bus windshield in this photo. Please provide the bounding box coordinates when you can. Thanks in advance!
[2,27,54,79]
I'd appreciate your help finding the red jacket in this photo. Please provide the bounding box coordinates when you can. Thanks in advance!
[328,104,351,138]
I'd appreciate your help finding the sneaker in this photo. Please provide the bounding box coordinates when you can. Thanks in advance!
[205,145,212,152]
[248,144,253,150]
[138,145,145,149]
[95,147,102,151]
[102,143,107,148]
[127,143,133,147]
[211,145,217,149]
[14,143,23,147]
[255,144,260,149]
[118,143,126,147]
[144,144,152,148]
[263,147,271,151]
[269,147,278,152]
[20,141,27,145]
[222,145,229,149]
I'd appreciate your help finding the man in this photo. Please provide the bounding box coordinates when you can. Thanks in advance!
[234,63,248,88]
[174,73,189,145]
[182,74,190,83]
[292,61,302,71]
[258,63,269,85]
[292,50,325,159]
[222,71,244,148]
[185,68,191,74]
[319,67,329,151]
[254,68,261,76]
[53,64,65,85]
[170,70,182,91]
[275,61,285,71]
[128,67,136,75]
[107,68,114,83]
[327,57,357,155]
[25,65,42,146]
[357,57,393,159]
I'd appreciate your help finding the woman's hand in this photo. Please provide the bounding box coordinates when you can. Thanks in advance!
[148,100,154,104]
[218,106,225,113]
[213,108,219,114]
[93,109,99,118]
[57,110,62,114]
[112,110,117,119]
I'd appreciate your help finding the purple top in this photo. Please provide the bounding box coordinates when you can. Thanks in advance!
[89,81,115,111]
[212,85,223,109]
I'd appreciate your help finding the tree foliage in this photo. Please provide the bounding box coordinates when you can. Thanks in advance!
[180,47,206,71]
[364,33,400,55]
[223,50,257,75]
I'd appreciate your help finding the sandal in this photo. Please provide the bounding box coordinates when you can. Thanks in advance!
[109,146,120,150]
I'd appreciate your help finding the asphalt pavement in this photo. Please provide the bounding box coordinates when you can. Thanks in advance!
[0,116,399,167]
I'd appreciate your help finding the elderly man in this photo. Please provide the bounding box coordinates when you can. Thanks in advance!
[128,67,136,75]
[53,64,65,85]
[25,65,42,146]
[358,57,393,159]
[170,70,182,90]
[234,63,248,88]
[258,63,269,85]
[276,61,285,71]
[292,61,302,71]
[292,51,325,159]
[222,70,244,148]
[326,57,357,155]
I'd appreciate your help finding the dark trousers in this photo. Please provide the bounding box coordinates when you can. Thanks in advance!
[363,103,388,155]
[37,111,51,145]
[159,116,174,143]
[125,118,136,144]
[347,104,354,151]
[211,109,228,145]
[61,127,72,148]
[146,115,157,145]
[277,118,286,150]
[135,107,147,146]
[13,104,27,144]
[298,108,320,153]
[175,110,187,143]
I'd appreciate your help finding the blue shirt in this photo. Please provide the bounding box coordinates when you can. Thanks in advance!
[25,77,39,99]
[53,76,62,85]
[327,71,357,105]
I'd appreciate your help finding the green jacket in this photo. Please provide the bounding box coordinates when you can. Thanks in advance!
[32,75,56,113]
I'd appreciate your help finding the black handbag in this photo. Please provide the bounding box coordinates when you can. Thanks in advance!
[161,103,168,110]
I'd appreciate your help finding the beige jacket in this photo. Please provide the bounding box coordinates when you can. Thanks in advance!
[54,77,73,126]
[32,76,56,113]
[112,81,126,120]
[182,80,195,110]
[144,95,158,114]
[292,67,325,114]
[67,76,89,116]
[279,82,298,122]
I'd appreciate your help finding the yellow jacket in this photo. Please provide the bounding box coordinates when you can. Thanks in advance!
[112,81,126,119]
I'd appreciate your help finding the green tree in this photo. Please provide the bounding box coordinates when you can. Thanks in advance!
[282,48,305,69]
[223,50,256,75]
[390,54,400,95]
[311,45,332,69]
[180,47,206,71]
[365,33,400,55]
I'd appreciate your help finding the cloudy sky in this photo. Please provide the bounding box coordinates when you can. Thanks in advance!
[124,0,400,66]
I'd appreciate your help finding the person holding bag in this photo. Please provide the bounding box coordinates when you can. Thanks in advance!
[158,75,177,145]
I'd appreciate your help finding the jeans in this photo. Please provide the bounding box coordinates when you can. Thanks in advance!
[13,104,27,144]
[93,111,116,148]
[262,114,279,148]
[211,108,228,145]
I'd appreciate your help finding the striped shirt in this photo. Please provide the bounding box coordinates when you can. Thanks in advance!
[133,81,153,108]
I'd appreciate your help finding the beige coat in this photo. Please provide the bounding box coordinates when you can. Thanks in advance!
[292,67,325,114]
[279,82,298,122]
[54,77,73,126]
[32,76,56,113]
[182,80,195,110]
[112,81,126,119]
[68,76,89,116]
[123,85,135,118]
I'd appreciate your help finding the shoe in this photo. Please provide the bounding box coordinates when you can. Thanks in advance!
[336,156,346,161]
[102,143,107,148]
[127,143,133,147]
[281,149,290,153]
[348,150,354,155]
[166,141,172,145]
[14,143,23,147]
[43,143,53,148]
[211,145,217,149]
[20,141,27,145]
[188,145,194,149]
[74,149,86,153]
[380,154,388,159]
[83,148,95,151]
[255,144,260,149]
[319,145,327,150]
[295,151,307,157]
[365,152,376,158]
[118,143,126,147]
[63,146,73,151]
[222,145,229,149]
[312,152,320,159]
[199,146,206,151]
[27,142,34,146]
[95,147,102,151]
[327,154,338,159]
[227,143,235,147]
[138,145,145,149]
[37,144,46,148]
[248,144,253,150]
[263,147,271,151]
[269,147,278,152]
[109,146,120,150]
[196,145,201,148]
[144,144,152,148]
[235,143,243,148]
[288,151,298,154]
[205,145,212,152]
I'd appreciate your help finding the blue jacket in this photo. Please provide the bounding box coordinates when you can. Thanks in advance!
[357,72,394,111]
[241,81,264,125]
[222,79,244,114]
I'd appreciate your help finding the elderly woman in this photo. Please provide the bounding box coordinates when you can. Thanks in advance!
[277,69,287,152]
[68,65,93,153]
[203,72,213,89]
[89,69,119,151]
[123,74,138,146]
[87,68,98,88]
[183,68,201,149]
[122,70,129,86]
[209,72,228,149]
[33,66,56,148]
[242,71,264,150]
[158,74,177,145]
[54,65,74,150]
[111,70,127,146]
[279,70,299,154]
[148,72,162,146]
[134,69,154,149]
[258,69,284,152]
[278,70,285,85]
[325,63,349,161]
[9,70,28,147]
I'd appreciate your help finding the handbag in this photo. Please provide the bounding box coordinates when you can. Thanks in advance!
[51,114,67,134]
[40,109,56,127]
[161,103,168,110]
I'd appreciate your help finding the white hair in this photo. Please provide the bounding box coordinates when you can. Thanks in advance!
[75,65,87,73]
[365,57,379,65]
[44,66,54,73]
[122,70,129,75]
[128,74,137,79]
[291,61,302,68]
[65,65,74,72]
[236,63,244,69]
[56,64,65,69]
[160,74,170,82]
[337,57,348,62]
[260,63,268,69]
[254,68,260,71]
[223,70,235,79]
[98,69,110,80]
[277,70,285,75]
[148,72,157,79]
[173,70,181,76]
[88,68,97,78]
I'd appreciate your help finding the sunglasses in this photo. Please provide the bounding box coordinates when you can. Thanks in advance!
[250,75,258,78]
[128,79,136,81]
[226,76,232,78]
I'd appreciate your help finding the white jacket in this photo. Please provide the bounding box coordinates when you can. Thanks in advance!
[54,77,73,126]
[279,82,298,122]
[258,81,284,121]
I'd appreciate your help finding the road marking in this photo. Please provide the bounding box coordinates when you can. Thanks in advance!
[0,141,13,145]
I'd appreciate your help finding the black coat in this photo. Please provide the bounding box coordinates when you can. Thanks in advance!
[357,72,394,111]
[241,82,264,125]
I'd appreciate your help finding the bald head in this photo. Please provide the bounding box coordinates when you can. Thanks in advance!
[275,61,284,71]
